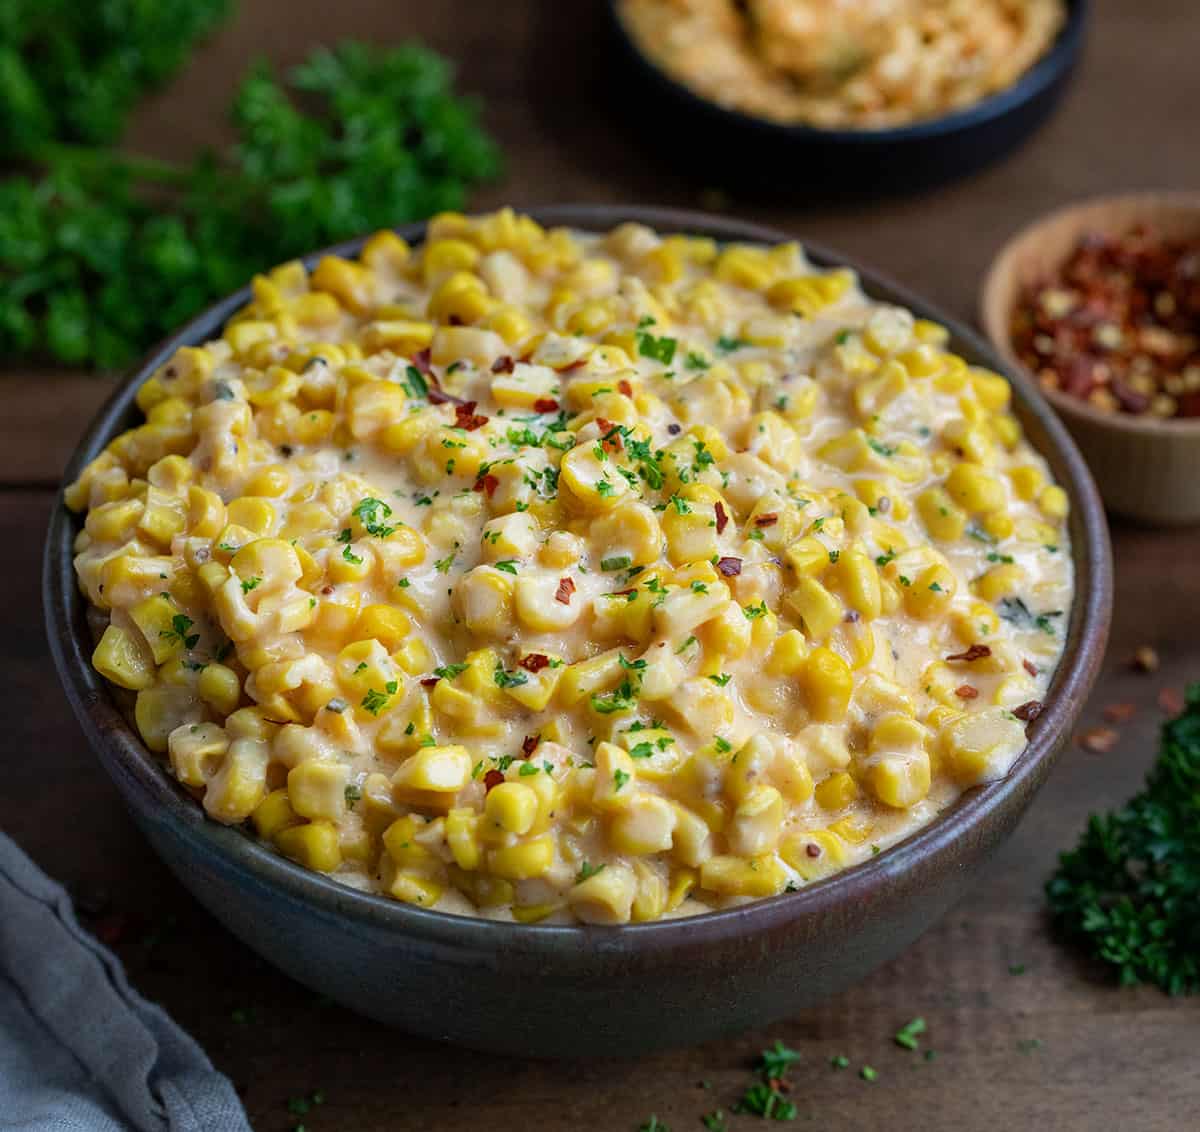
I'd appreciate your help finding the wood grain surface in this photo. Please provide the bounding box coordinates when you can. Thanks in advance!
[6,1,1199,1128]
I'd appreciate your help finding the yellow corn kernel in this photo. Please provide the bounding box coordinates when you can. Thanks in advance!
[252,789,302,839]
[970,369,1012,411]
[311,255,373,314]
[1039,484,1069,520]
[917,486,967,542]
[385,866,445,908]
[488,835,555,881]
[167,721,229,788]
[780,829,846,880]
[558,444,629,513]
[609,792,677,855]
[92,624,155,691]
[785,536,829,577]
[700,855,786,898]
[203,737,270,822]
[814,770,858,811]
[939,707,1029,786]
[288,760,349,822]
[569,863,637,925]
[904,563,956,619]
[1008,464,1045,501]
[727,785,784,857]
[445,808,482,871]
[799,647,853,723]
[864,716,931,808]
[945,463,1006,514]
[666,867,697,910]
[832,547,881,620]
[974,563,1025,604]
[275,820,343,872]
[765,629,809,677]
[786,575,843,641]
[392,745,471,802]
[356,604,412,651]
[485,781,539,835]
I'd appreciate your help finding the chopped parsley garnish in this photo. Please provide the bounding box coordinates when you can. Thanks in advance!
[518,761,539,776]
[1046,682,1200,995]
[576,861,606,883]
[341,545,362,565]
[240,576,262,594]
[714,736,732,753]
[613,768,631,791]
[709,673,732,687]
[686,351,711,370]
[361,686,394,715]
[636,328,677,365]
[743,601,768,621]
[670,493,691,514]
[893,1017,927,1050]
[987,551,1015,564]
[675,635,697,654]
[860,1066,878,1082]
[875,549,896,568]
[601,554,632,572]
[591,681,639,715]
[493,559,519,574]
[834,329,852,345]
[160,613,199,651]
[493,665,529,689]
[759,1039,801,1080]
[434,548,458,574]
[715,335,745,353]
[691,580,708,594]
[351,496,395,538]
[701,1111,726,1132]
[433,663,468,680]
[831,1055,850,1070]
[734,1083,796,1121]
[344,784,362,808]
[402,365,429,399]
[596,478,615,497]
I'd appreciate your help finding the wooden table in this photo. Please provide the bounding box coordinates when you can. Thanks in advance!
[5,1,1198,1128]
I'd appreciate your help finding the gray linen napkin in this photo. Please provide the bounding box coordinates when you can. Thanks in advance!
[0,831,252,1132]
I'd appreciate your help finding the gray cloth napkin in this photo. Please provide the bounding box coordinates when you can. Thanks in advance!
[0,832,252,1132]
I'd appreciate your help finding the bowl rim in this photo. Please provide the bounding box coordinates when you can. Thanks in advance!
[607,0,1088,143]
[44,203,1112,953]
[980,189,1200,436]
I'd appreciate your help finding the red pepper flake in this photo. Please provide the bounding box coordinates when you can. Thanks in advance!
[519,653,551,673]
[1022,659,1039,677]
[555,576,575,605]
[954,684,979,700]
[805,842,822,859]
[483,769,505,792]
[473,473,498,497]
[533,397,560,413]
[1103,702,1137,724]
[1158,686,1185,717]
[1077,725,1119,753]
[491,355,515,374]
[521,734,541,758]
[947,644,992,663]
[453,400,489,431]
[714,501,729,534]
[1011,225,1200,420]
[411,348,433,376]
[754,512,778,528]
[716,556,742,577]
[1013,699,1044,722]
[618,379,634,397]
[420,677,439,689]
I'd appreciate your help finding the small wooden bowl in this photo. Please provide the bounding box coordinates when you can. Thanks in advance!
[981,192,1200,524]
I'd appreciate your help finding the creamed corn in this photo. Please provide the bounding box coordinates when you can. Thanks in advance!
[67,209,1073,923]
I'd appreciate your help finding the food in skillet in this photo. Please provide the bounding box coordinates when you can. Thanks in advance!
[619,0,1067,129]
[67,210,1072,923]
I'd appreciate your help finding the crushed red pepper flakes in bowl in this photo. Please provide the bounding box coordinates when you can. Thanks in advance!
[1010,225,1200,419]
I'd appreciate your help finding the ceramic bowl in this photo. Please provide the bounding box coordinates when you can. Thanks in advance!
[44,206,1112,1056]
[606,1,1088,194]
[981,192,1200,524]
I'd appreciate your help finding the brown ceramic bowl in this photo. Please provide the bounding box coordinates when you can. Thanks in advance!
[44,205,1112,1056]
[981,192,1200,524]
